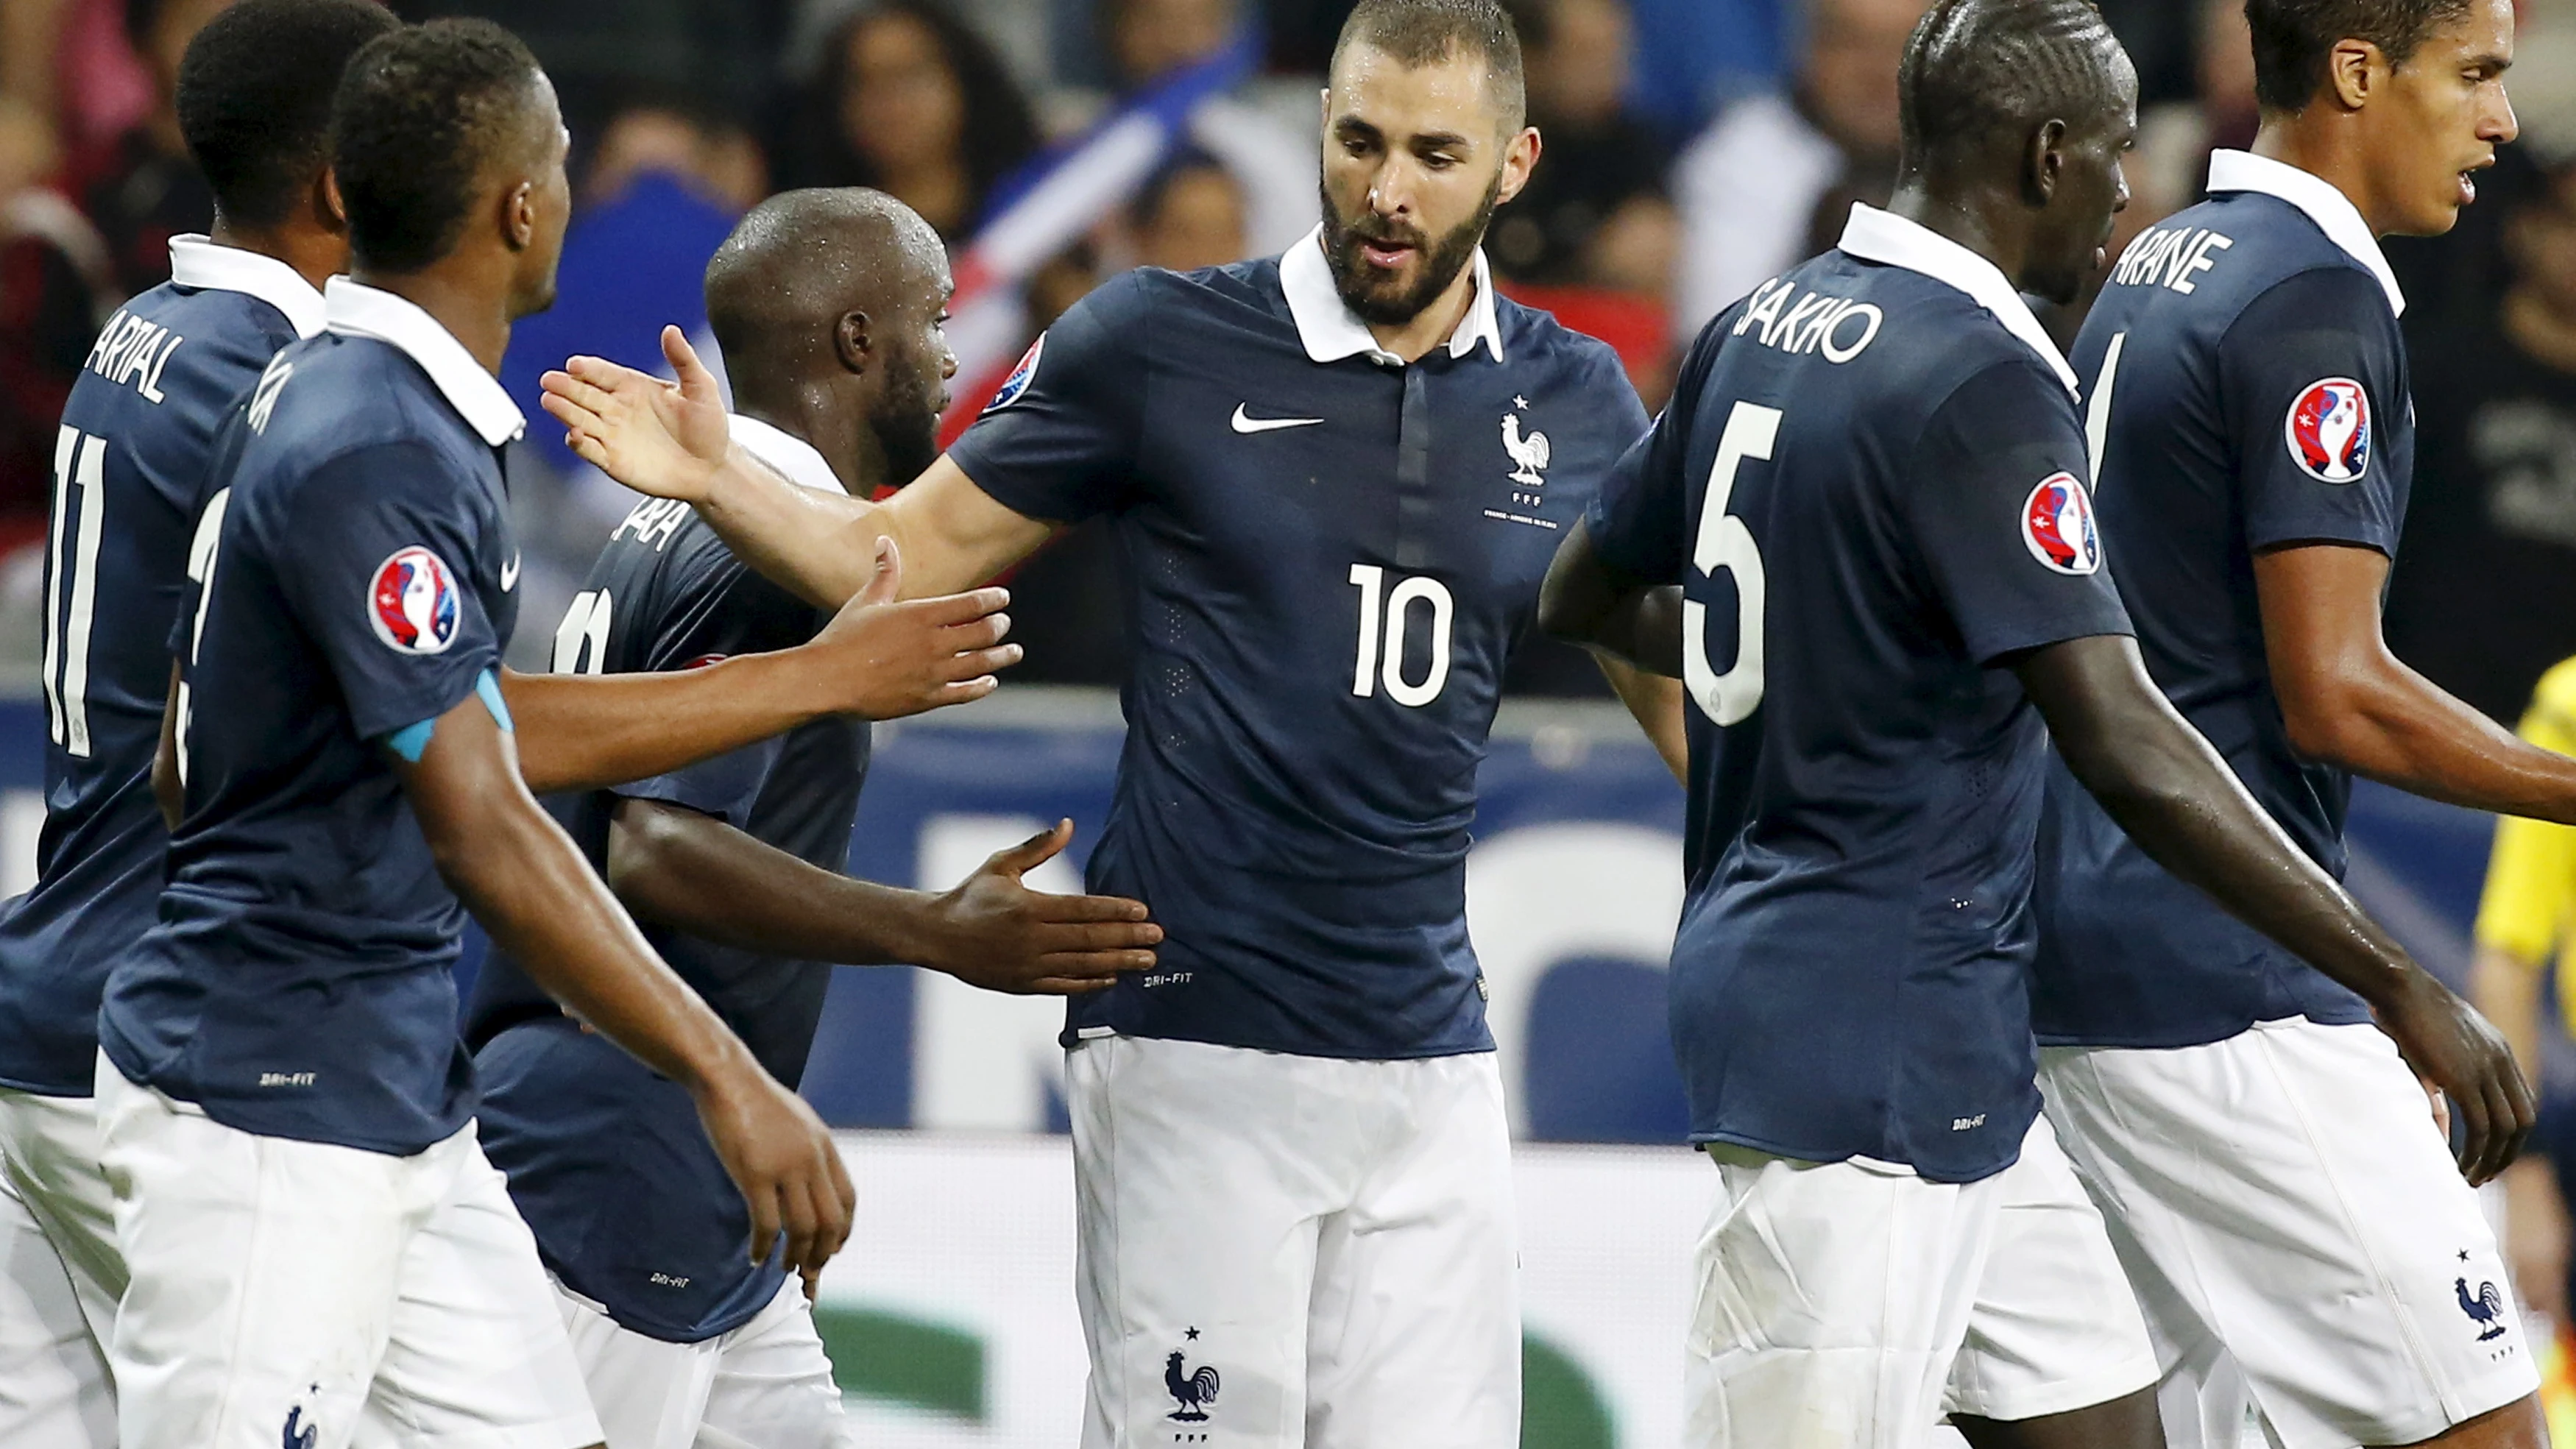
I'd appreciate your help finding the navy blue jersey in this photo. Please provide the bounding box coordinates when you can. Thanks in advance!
[98,279,525,1156]
[2033,152,2412,1048]
[0,239,324,1097]
[945,234,1647,1060]
[466,417,867,1342]
[1587,206,2133,1182]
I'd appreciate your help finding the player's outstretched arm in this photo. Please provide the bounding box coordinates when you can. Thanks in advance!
[503,538,1019,796]
[2257,543,2576,825]
[1538,518,1690,780]
[2018,632,2534,1184]
[394,683,855,1278]
[540,326,1051,607]
[607,809,1162,993]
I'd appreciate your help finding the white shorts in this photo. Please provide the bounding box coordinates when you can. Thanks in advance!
[0,1087,114,1449]
[1066,1035,1520,1448]
[1684,1119,2157,1449]
[2040,1018,2542,1449]
[555,1276,854,1449]
[95,1058,604,1449]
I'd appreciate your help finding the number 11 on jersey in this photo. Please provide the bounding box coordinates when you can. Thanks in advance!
[1685,402,1777,727]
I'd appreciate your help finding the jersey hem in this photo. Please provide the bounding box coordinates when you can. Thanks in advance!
[1058,1024,1498,1061]
[0,1072,93,1098]
[1682,1125,2026,1185]
[2034,1005,2377,1050]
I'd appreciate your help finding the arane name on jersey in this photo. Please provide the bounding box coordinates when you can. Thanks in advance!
[1585,205,2131,1183]
[98,277,523,1155]
[0,238,323,1097]
[945,230,1647,1061]
[465,416,866,1344]
[2033,150,2413,1049]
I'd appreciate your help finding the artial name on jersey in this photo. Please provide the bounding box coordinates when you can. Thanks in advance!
[1731,277,1884,364]
[2110,224,2237,294]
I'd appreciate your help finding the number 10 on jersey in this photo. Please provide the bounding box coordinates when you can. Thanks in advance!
[1685,402,1777,726]
[1348,564,1454,708]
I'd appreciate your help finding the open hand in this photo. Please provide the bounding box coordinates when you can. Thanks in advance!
[690,1058,856,1283]
[542,325,732,502]
[924,820,1161,993]
[810,536,1021,718]
[2377,967,2536,1186]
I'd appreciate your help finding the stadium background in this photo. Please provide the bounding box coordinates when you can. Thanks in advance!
[9,0,2576,1442]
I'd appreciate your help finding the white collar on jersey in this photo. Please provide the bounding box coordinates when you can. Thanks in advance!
[1278,224,1506,366]
[2204,149,2407,317]
[1834,203,2081,397]
[321,277,526,447]
[165,235,326,339]
[729,414,846,495]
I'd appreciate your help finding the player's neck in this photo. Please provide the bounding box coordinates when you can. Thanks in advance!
[205,216,343,295]
[736,392,868,497]
[1885,185,2026,291]
[347,265,514,375]
[1367,263,1480,365]
[2251,116,2388,235]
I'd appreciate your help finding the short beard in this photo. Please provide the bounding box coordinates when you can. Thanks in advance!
[1319,168,1503,327]
[870,349,944,489]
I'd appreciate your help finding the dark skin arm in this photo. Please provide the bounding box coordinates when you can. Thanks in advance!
[394,688,855,1279]
[606,806,1162,993]
[1543,522,2533,1183]
[2017,633,2530,1183]
[2257,542,2576,823]
[506,536,1020,796]
[152,663,181,832]
[1539,520,1691,783]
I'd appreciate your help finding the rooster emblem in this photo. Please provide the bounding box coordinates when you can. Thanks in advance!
[1501,411,1550,488]
[283,1403,318,1449]
[1165,1349,1220,1422]
[2456,1277,2509,1342]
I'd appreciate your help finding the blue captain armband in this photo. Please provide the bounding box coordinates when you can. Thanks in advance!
[383,670,514,762]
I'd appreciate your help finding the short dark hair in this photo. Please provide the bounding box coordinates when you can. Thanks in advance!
[176,0,397,230]
[1334,0,1528,131]
[1898,0,2126,172]
[330,18,546,272]
[2245,0,2473,112]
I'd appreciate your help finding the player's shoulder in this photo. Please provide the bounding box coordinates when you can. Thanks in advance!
[1492,294,1635,397]
[2127,191,2393,330]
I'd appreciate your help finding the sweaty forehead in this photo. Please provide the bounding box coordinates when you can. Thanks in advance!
[1329,43,1505,134]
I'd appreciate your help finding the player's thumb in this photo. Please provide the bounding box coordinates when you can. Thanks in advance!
[988,819,1073,878]
[856,535,901,609]
[665,325,717,402]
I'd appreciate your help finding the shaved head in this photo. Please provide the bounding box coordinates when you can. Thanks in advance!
[704,188,955,490]
[704,187,945,383]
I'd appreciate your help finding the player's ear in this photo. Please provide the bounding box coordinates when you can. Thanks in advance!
[501,177,536,253]
[2326,37,2380,111]
[834,310,872,375]
[314,168,347,236]
[2025,118,2068,208]
[1496,124,1541,206]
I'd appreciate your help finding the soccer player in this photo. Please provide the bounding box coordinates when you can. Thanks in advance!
[467,186,1167,1449]
[539,2,1681,1439]
[2029,1,2555,1445]
[85,23,1018,1449]
[0,7,1023,1446]
[1538,1,2527,1445]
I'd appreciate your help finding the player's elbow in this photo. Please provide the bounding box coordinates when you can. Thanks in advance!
[604,798,681,901]
[2273,668,2382,768]
[1536,533,1613,647]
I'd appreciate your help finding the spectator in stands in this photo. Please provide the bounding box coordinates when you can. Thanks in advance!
[777,0,1038,245]
[1097,0,1312,255]
[80,0,224,296]
[1490,0,1674,300]
[1124,148,1246,272]
[1669,0,1925,336]
[0,89,116,520]
[2386,41,2576,726]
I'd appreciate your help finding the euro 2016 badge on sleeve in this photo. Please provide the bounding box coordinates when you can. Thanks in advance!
[983,334,1044,414]
[2022,472,2102,575]
[2285,378,2371,483]
[369,545,462,654]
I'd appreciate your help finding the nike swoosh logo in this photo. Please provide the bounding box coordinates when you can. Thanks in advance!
[500,554,521,591]
[1231,404,1323,434]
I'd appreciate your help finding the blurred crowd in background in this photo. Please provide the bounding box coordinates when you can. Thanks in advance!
[3,0,2576,713]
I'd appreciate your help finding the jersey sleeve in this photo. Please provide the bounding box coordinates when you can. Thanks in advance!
[269,442,501,743]
[1584,314,1727,585]
[606,542,821,826]
[2220,266,2407,555]
[944,271,1153,525]
[1906,359,2133,665]
[2474,659,2576,965]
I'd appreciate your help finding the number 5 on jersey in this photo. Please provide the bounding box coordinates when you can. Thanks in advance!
[1686,402,1777,726]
